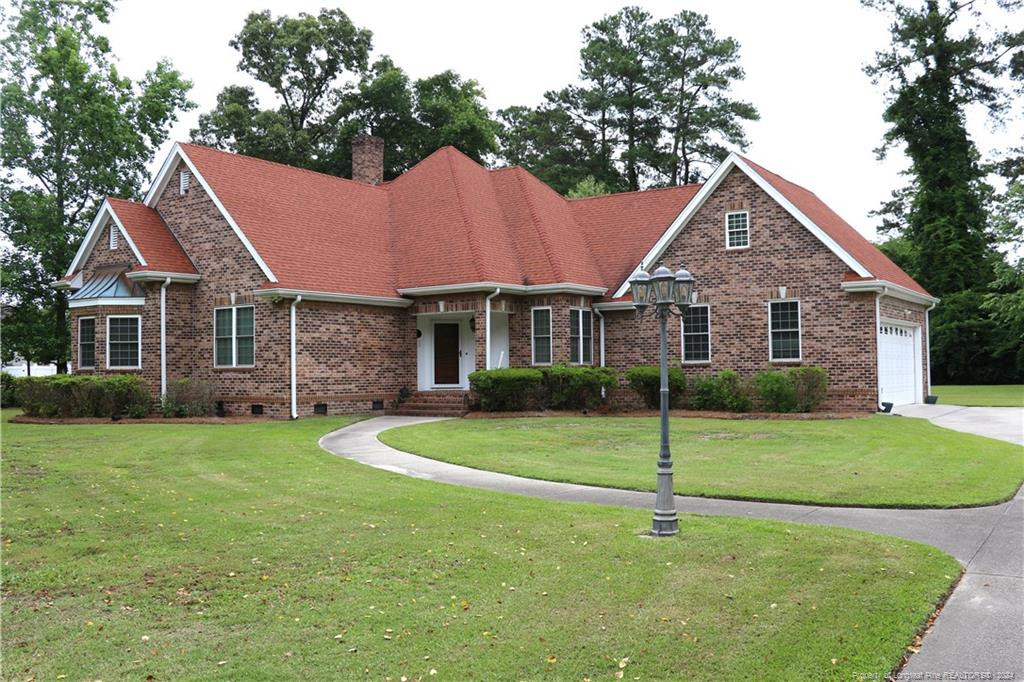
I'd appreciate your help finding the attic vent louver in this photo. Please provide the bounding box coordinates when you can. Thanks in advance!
[109,224,118,250]
[180,170,190,195]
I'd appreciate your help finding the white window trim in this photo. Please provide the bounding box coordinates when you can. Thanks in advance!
[78,316,96,370]
[530,306,553,366]
[680,304,711,364]
[569,307,594,365]
[106,315,141,369]
[725,210,750,250]
[768,299,802,363]
[213,305,256,368]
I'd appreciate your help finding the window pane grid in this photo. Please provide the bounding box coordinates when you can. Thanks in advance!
[532,309,551,364]
[726,212,749,248]
[769,301,800,360]
[108,317,139,368]
[682,305,710,362]
[215,306,255,367]
[79,318,95,368]
[581,310,593,364]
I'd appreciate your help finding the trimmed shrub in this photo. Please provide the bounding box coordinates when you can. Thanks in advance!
[624,365,686,409]
[1,372,21,407]
[18,375,151,418]
[691,370,753,412]
[754,371,798,412]
[790,366,829,412]
[162,378,216,417]
[469,368,544,411]
[542,365,617,410]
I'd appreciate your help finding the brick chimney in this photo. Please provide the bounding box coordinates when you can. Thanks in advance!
[352,134,384,185]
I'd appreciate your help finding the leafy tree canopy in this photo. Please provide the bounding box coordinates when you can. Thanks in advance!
[1,0,193,371]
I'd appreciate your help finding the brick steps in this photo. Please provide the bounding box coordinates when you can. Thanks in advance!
[387,390,469,417]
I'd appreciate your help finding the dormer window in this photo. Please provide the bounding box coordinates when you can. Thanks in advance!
[725,210,750,249]
[109,224,118,250]
[180,170,190,195]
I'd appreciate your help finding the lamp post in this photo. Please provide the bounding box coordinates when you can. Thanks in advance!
[629,262,696,536]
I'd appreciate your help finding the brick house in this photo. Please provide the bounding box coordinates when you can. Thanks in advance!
[56,135,937,417]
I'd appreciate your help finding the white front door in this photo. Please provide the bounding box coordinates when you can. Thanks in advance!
[879,324,918,406]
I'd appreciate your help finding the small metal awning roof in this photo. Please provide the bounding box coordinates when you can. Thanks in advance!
[68,266,143,301]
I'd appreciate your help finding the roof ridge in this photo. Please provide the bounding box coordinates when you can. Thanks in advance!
[512,167,563,283]
[444,148,485,282]
[387,145,463,186]
[180,142,389,192]
[566,183,703,202]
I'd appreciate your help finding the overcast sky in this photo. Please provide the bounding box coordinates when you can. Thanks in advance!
[101,0,1021,242]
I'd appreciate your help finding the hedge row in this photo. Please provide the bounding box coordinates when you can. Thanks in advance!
[470,364,830,413]
[469,365,616,411]
[17,375,152,418]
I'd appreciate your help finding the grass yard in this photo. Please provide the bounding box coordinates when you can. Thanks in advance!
[0,413,961,680]
[932,384,1024,407]
[380,416,1024,508]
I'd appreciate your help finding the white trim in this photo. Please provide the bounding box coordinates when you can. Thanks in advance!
[612,153,872,299]
[925,306,934,396]
[213,305,256,369]
[484,287,501,370]
[254,288,412,308]
[768,299,802,363]
[396,281,607,297]
[78,316,96,370]
[431,320,464,388]
[160,277,170,397]
[110,222,119,249]
[877,318,924,405]
[51,272,83,290]
[681,303,711,364]
[568,307,594,365]
[65,200,148,276]
[179,170,190,195]
[69,297,146,308]
[530,306,553,366]
[593,300,637,312]
[875,293,883,408]
[290,296,302,418]
[724,210,750,250]
[143,143,278,283]
[106,315,142,369]
[127,271,200,284]
[839,279,939,306]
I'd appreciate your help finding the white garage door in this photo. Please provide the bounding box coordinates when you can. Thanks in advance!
[878,324,918,406]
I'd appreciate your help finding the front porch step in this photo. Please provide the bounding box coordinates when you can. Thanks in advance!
[386,390,470,417]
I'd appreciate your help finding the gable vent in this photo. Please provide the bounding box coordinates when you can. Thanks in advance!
[109,224,118,250]
[179,170,190,195]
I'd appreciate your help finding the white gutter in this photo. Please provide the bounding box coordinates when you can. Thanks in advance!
[484,287,500,369]
[256,288,411,308]
[593,300,636,312]
[396,281,607,297]
[160,277,171,398]
[839,279,939,306]
[290,295,302,419]
[127,271,201,284]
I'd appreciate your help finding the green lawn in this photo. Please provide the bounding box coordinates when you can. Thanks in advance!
[1,413,960,680]
[380,416,1024,508]
[932,384,1024,407]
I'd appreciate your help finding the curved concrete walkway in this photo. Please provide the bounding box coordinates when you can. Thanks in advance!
[319,416,1023,677]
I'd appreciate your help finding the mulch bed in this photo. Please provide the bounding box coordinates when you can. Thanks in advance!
[8,415,279,425]
[463,409,864,420]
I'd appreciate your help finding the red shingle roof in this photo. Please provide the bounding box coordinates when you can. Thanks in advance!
[139,144,927,301]
[107,198,196,274]
[740,157,931,297]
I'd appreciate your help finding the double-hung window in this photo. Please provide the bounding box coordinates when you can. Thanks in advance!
[681,305,710,363]
[78,317,96,369]
[531,307,552,365]
[726,211,750,249]
[107,316,140,369]
[769,300,801,361]
[215,306,255,367]
[569,309,593,364]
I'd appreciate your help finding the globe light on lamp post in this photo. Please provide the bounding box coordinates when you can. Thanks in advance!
[629,262,696,536]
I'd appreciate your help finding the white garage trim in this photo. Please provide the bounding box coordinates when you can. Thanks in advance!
[877,317,923,407]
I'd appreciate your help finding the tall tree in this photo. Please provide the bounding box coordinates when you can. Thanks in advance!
[498,7,757,192]
[1,0,193,372]
[193,11,499,180]
[864,0,1022,383]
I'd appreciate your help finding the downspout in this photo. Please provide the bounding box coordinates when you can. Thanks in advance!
[925,300,937,398]
[160,277,171,399]
[485,287,500,369]
[875,287,886,409]
[593,307,606,398]
[290,295,302,419]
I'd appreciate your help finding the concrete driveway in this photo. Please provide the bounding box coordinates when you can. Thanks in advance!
[894,404,1023,445]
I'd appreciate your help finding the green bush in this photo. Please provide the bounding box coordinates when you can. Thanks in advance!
[162,378,216,417]
[691,370,753,412]
[624,365,686,409]
[754,371,798,412]
[542,365,617,410]
[789,366,829,412]
[18,375,151,418]
[469,368,545,411]
[1,372,21,407]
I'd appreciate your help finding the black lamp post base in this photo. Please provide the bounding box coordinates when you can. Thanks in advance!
[651,515,679,536]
